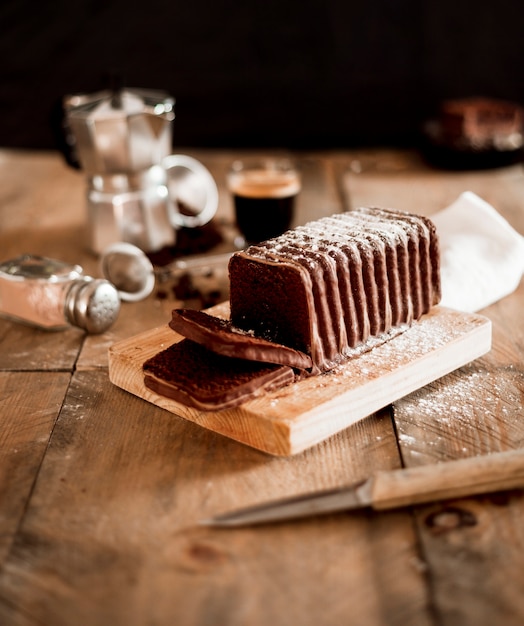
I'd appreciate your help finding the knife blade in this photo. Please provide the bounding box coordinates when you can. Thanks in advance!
[200,447,524,527]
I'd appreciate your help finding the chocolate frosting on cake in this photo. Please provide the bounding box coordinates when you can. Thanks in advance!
[169,308,313,370]
[229,207,441,373]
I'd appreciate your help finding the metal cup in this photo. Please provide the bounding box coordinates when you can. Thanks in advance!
[86,155,218,254]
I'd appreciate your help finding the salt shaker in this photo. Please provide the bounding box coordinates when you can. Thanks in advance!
[0,254,120,333]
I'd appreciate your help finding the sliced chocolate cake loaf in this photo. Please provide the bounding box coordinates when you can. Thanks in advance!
[144,206,441,410]
[229,207,441,373]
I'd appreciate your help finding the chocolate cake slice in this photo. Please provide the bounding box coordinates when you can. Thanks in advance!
[144,339,295,410]
[440,97,523,151]
[424,98,524,169]
[246,240,342,366]
[169,308,312,370]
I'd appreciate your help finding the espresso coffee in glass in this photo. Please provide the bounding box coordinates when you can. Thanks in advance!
[228,158,301,245]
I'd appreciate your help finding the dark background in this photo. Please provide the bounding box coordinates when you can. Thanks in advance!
[1,0,524,151]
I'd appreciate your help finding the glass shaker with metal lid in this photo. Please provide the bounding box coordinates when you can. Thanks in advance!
[0,254,121,333]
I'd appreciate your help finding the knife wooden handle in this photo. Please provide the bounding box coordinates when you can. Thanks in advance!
[370,448,524,510]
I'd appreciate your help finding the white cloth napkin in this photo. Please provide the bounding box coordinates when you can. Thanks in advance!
[432,191,524,312]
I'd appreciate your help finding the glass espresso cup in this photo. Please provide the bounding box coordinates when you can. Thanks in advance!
[227,158,301,245]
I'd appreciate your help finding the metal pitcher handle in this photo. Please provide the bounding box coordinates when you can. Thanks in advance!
[163,154,219,229]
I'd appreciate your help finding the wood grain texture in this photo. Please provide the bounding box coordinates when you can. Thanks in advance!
[0,372,70,562]
[0,371,428,626]
[0,320,84,371]
[1,148,523,626]
[370,449,524,509]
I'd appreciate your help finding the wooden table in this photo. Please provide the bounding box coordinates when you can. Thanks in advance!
[1,147,523,626]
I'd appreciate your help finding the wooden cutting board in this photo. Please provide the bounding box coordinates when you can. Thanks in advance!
[108,305,491,456]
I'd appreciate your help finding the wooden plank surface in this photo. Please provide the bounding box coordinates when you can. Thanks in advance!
[0,371,429,626]
[108,306,491,455]
[344,153,524,626]
[0,148,523,626]
[0,372,70,562]
[342,149,524,220]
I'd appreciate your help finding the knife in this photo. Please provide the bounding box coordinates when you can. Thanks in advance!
[200,448,524,527]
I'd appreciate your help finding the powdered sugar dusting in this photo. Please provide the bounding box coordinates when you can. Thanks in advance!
[327,308,466,380]
[394,361,523,465]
